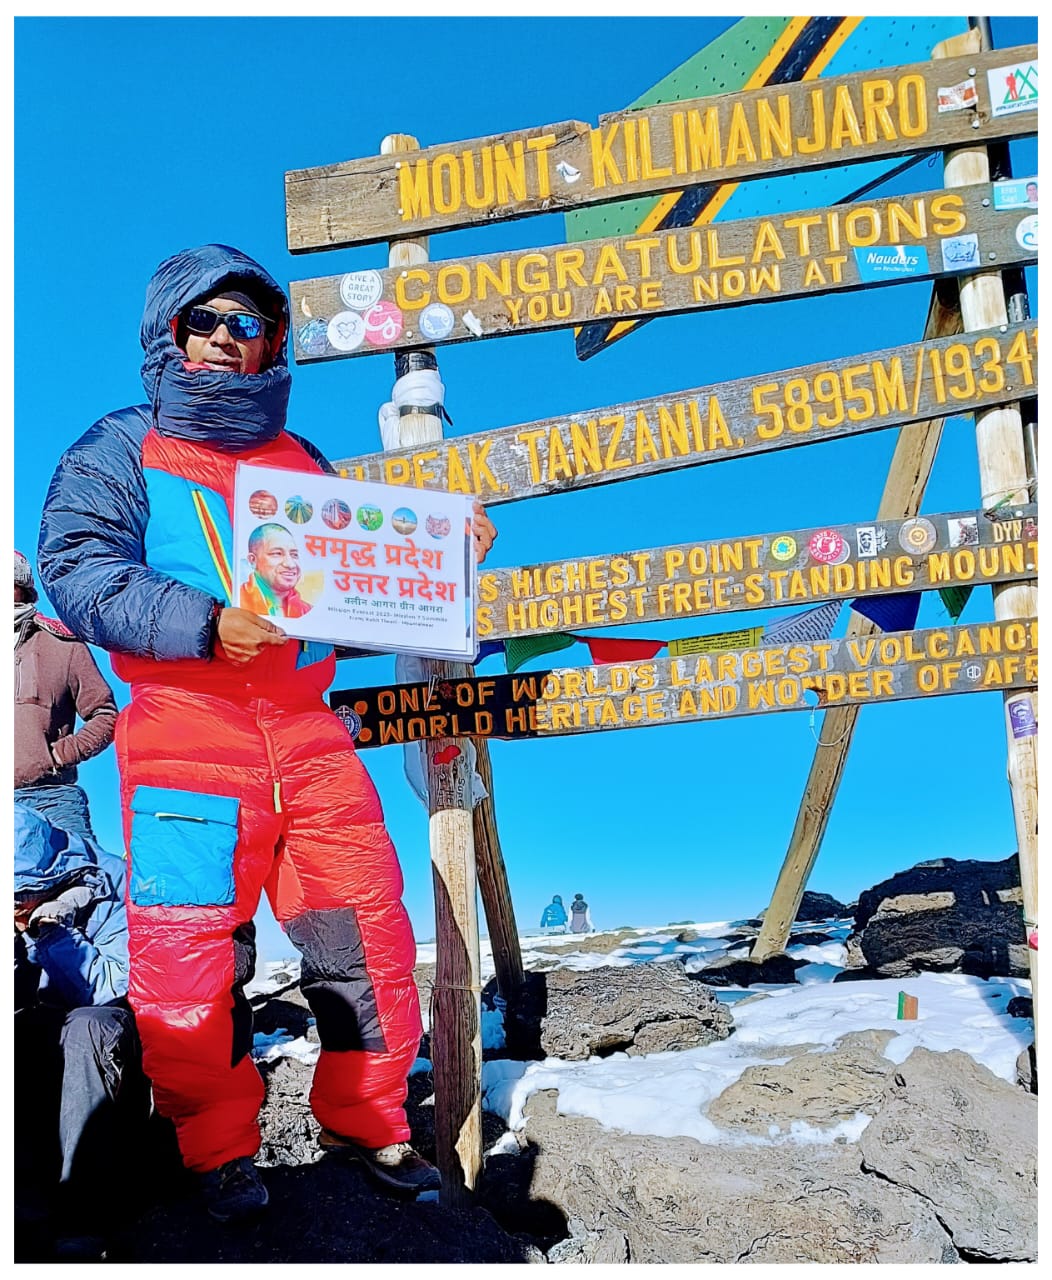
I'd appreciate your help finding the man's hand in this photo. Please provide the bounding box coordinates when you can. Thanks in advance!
[26,884,94,936]
[471,501,498,566]
[216,607,288,665]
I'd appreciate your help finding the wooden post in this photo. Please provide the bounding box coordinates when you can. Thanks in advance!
[751,284,962,962]
[381,134,525,1203]
[472,742,526,998]
[382,133,479,1208]
[933,28,1038,1025]
[754,29,1038,1002]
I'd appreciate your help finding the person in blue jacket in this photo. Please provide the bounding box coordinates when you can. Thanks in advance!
[14,802,150,1260]
[38,243,497,1221]
[539,894,567,932]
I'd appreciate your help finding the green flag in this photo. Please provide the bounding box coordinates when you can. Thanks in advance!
[939,586,973,623]
[504,632,577,674]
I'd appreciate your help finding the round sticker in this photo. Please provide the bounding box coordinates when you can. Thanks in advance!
[297,318,330,356]
[363,301,404,347]
[326,311,366,352]
[356,504,384,532]
[899,517,937,554]
[391,507,418,535]
[770,534,797,562]
[322,498,353,531]
[339,270,384,311]
[426,514,451,539]
[418,303,455,341]
[808,530,848,565]
[1016,215,1038,253]
[248,490,278,518]
[333,706,362,739]
[284,496,313,525]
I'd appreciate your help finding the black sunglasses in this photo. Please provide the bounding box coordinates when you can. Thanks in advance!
[183,305,269,341]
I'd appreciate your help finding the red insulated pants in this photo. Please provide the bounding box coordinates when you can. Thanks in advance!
[116,680,422,1173]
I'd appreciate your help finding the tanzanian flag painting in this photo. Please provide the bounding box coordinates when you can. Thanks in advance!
[567,15,971,360]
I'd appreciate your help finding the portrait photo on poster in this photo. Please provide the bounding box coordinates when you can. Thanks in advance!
[233,462,478,661]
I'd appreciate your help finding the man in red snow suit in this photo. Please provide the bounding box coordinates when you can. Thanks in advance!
[38,245,496,1221]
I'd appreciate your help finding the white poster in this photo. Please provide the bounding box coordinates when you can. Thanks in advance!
[233,462,477,661]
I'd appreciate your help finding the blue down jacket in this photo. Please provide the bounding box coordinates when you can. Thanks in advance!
[37,244,329,660]
[14,802,129,1009]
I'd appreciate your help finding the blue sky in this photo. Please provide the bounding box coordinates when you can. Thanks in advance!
[14,15,1037,955]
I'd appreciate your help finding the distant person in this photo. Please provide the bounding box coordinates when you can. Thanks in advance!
[14,802,150,1260]
[540,894,567,933]
[240,522,312,619]
[570,893,593,934]
[14,550,117,844]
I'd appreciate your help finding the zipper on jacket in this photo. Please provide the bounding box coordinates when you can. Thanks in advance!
[255,704,284,814]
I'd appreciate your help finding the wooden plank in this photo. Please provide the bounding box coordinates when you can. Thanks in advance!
[285,45,1037,249]
[330,618,1038,746]
[477,505,1037,641]
[290,183,1037,362]
[331,320,1038,502]
[750,276,964,964]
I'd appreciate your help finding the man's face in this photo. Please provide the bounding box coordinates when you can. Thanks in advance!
[250,531,301,596]
[14,584,25,604]
[184,295,269,375]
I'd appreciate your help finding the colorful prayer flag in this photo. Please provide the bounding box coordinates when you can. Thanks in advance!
[938,585,973,623]
[668,627,763,657]
[762,601,842,646]
[474,640,506,662]
[504,632,577,674]
[850,592,921,632]
[579,636,666,665]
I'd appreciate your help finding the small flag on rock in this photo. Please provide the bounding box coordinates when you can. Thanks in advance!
[896,992,919,1020]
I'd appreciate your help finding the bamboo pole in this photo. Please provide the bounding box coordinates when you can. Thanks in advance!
[382,133,481,1206]
[931,29,1038,1027]
[751,284,962,961]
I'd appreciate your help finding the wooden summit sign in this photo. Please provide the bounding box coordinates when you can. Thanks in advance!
[477,505,1038,640]
[291,183,1037,362]
[331,618,1038,746]
[333,321,1038,502]
[285,46,1038,249]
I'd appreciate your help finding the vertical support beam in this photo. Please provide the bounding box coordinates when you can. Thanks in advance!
[751,285,962,962]
[932,29,1039,1028]
[382,133,480,1207]
[472,742,526,999]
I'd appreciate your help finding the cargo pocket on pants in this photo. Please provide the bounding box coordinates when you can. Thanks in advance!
[129,786,240,907]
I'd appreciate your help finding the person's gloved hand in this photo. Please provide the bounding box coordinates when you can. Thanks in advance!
[27,884,94,935]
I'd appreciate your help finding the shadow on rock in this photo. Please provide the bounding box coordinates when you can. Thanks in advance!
[484,971,548,1060]
[478,1139,569,1253]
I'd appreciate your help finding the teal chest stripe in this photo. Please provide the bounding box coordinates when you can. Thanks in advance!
[144,469,232,602]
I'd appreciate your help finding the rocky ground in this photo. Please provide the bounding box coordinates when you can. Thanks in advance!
[15,868,1038,1264]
